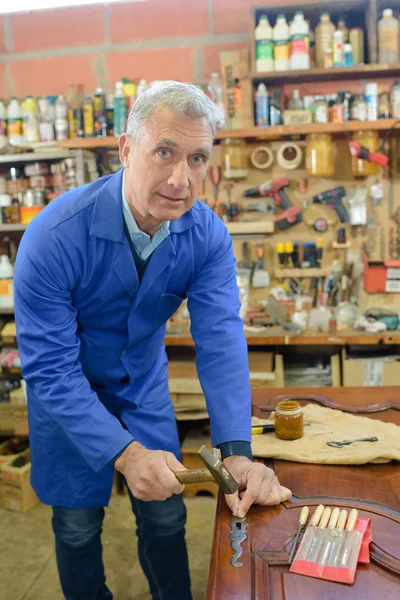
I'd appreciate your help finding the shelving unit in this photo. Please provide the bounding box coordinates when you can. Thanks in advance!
[0,225,28,233]
[251,63,400,85]
[0,151,71,164]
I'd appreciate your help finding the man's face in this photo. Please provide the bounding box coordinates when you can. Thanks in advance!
[119,108,213,233]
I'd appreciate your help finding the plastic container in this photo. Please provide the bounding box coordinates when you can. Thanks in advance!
[349,28,364,65]
[306,133,335,177]
[290,11,310,70]
[54,96,69,141]
[255,15,274,72]
[351,131,380,177]
[379,9,399,64]
[270,90,283,125]
[207,73,225,120]
[0,99,6,150]
[273,14,290,71]
[288,89,303,110]
[123,82,137,113]
[365,82,379,121]
[255,83,270,126]
[20,206,44,224]
[113,81,127,137]
[22,96,40,144]
[337,17,349,43]
[0,255,14,309]
[315,13,335,68]
[7,98,23,147]
[379,92,391,118]
[333,30,344,67]
[93,88,107,138]
[344,43,354,67]
[274,400,303,440]
[391,80,400,118]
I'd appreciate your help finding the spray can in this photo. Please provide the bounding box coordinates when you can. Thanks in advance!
[113,81,127,137]
[54,95,69,141]
[38,97,55,142]
[106,93,114,137]
[365,82,379,121]
[123,81,137,114]
[255,83,270,127]
[83,97,94,137]
[93,88,107,137]
[270,90,282,125]
[6,98,23,147]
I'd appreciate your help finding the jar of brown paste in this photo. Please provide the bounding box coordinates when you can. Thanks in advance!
[275,400,303,440]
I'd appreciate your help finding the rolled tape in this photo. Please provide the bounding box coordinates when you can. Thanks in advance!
[250,146,274,170]
[276,142,303,170]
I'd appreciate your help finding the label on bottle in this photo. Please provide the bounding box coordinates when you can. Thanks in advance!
[380,28,399,53]
[256,96,270,127]
[83,104,94,136]
[0,279,13,297]
[0,119,6,137]
[290,34,309,55]
[333,42,344,66]
[256,39,274,61]
[274,40,290,61]
[314,104,328,124]
[7,118,22,137]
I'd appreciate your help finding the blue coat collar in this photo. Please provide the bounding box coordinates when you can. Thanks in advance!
[90,169,198,241]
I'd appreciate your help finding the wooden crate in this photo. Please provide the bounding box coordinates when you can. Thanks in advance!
[0,449,39,512]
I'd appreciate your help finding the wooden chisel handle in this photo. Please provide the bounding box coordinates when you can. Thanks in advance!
[175,468,213,484]
[309,504,325,527]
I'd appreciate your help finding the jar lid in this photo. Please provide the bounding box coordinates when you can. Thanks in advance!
[276,400,302,415]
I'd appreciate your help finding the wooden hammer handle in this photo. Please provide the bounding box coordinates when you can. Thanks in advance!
[175,469,213,485]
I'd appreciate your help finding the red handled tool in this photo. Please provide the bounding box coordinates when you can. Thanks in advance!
[348,142,388,167]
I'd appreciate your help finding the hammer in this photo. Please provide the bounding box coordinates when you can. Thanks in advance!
[175,445,238,495]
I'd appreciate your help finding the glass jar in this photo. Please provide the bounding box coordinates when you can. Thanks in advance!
[351,130,380,177]
[306,133,335,177]
[314,97,328,124]
[221,138,248,180]
[274,400,304,440]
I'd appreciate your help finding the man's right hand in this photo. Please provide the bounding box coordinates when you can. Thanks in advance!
[114,441,186,501]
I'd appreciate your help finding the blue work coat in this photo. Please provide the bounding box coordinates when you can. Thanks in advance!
[14,168,252,508]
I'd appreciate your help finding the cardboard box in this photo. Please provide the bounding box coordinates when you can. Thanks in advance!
[248,352,275,387]
[0,449,39,512]
[13,406,28,436]
[0,402,14,433]
[220,50,254,129]
[0,438,29,470]
[342,348,400,387]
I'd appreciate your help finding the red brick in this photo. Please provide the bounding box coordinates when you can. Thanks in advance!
[12,6,105,53]
[203,42,250,78]
[0,16,7,55]
[107,47,195,84]
[213,0,304,35]
[11,55,98,97]
[109,0,209,43]
[0,64,6,99]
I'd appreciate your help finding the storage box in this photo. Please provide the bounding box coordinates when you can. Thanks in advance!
[248,351,275,387]
[362,254,400,293]
[13,406,28,436]
[0,449,39,512]
[342,348,400,386]
[220,49,254,129]
[283,110,313,125]
[0,401,14,433]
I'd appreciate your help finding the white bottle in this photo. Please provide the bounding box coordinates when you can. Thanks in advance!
[54,95,69,141]
[391,80,400,118]
[207,73,225,120]
[274,14,290,71]
[137,79,148,97]
[379,9,399,64]
[255,15,274,72]
[290,11,310,70]
[0,99,6,150]
[0,255,14,309]
[7,98,23,147]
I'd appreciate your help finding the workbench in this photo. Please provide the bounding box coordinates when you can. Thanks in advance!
[207,387,400,599]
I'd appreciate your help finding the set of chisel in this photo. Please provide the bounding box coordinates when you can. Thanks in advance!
[289,504,359,568]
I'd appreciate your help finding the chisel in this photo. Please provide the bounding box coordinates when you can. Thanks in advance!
[337,509,358,567]
[327,509,348,567]
[289,506,309,564]
[295,504,325,560]
[252,424,275,434]
[317,507,340,565]
[306,507,331,562]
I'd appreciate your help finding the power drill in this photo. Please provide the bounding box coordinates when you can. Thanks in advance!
[243,179,302,230]
[312,186,349,223]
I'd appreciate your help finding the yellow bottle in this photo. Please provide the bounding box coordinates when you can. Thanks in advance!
[306,133,334,177]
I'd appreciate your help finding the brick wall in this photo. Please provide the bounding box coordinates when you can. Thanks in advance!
[0,0,275,99]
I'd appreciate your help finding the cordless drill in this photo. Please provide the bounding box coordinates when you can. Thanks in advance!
[312,186,350,223]
[243,179,302,230]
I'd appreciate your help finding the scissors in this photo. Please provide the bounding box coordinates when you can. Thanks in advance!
[327,436,379,448]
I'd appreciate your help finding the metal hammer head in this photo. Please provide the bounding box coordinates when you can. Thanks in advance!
[198,445,239,495]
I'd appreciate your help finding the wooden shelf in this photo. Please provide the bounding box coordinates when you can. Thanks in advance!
[0,150,71,164]
[0,308,14,315]
[0,224,28,233]
[274,267,330,278]
[251,63,400,85]
[226,221,274,235]
[57,137,118,149]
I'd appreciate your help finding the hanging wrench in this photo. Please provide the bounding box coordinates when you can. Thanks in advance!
[229,515,248,567]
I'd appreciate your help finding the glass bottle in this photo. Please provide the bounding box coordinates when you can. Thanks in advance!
[306,133,335,177]
[221,138,248,180]
[275,400,304,440]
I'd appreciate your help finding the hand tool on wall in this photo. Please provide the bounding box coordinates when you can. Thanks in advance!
[207,166,222,217]
[316,238,324,267]
[312,187,349,223]
[306,507,332,562]
[224,183,239,222]
[327,436,378,448]
[348,140,389,167]
[289,506,309,564]
[237,241,254,275]
[252,243,270,288]
[276,242,286,267]
[316,507,340,565]
[230,515,248,567]
[243,179,302,229]
[285,241,294,268]
[246,201,275,214]
[175,445,238,494]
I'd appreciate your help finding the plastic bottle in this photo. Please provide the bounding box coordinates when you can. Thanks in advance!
[315,13,335,68]
[290,11,310,70]
[333,30,344,67]
[255,83,270,126]
[0,100,6,150]
[379,9,399,64]
[137,79,148,97]
[83,97,94,137]
[365,82,379,121]
[207,73,225,119]
[123,81,137,113]
[0,254,14,309]
[349,28,364,65]
[106,92,114,137]
[288,89,303,110]
[270,90,283,125]
[54,95,69,141]
[337,17,349,43]
[391,80,400,118]
[344,43,354,67]
[38,97,54,142]
[6,98,23,147]
[308,21,316,68]
[93,88,107,138]
[255,15,274,72]
[113,81,127,137]
[273,14,290,71]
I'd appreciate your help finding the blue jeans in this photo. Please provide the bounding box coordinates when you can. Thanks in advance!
[52,492,191,600]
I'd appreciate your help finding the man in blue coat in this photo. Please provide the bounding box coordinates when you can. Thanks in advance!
[14,81,291,600]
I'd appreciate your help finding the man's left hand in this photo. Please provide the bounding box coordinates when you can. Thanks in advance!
[223,456,292,518]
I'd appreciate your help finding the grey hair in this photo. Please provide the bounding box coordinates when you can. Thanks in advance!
[126,80,225,143]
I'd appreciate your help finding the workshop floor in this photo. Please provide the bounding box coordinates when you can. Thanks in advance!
[0,495,216,600]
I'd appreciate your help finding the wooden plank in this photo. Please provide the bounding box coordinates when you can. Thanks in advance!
[57,137,118,149]
[274,267,330,278]
[251,63,400,84]
[226,221,274,235]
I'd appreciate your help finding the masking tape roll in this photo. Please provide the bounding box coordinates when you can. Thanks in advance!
[276,142,303,170]
[250,146,274,170]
